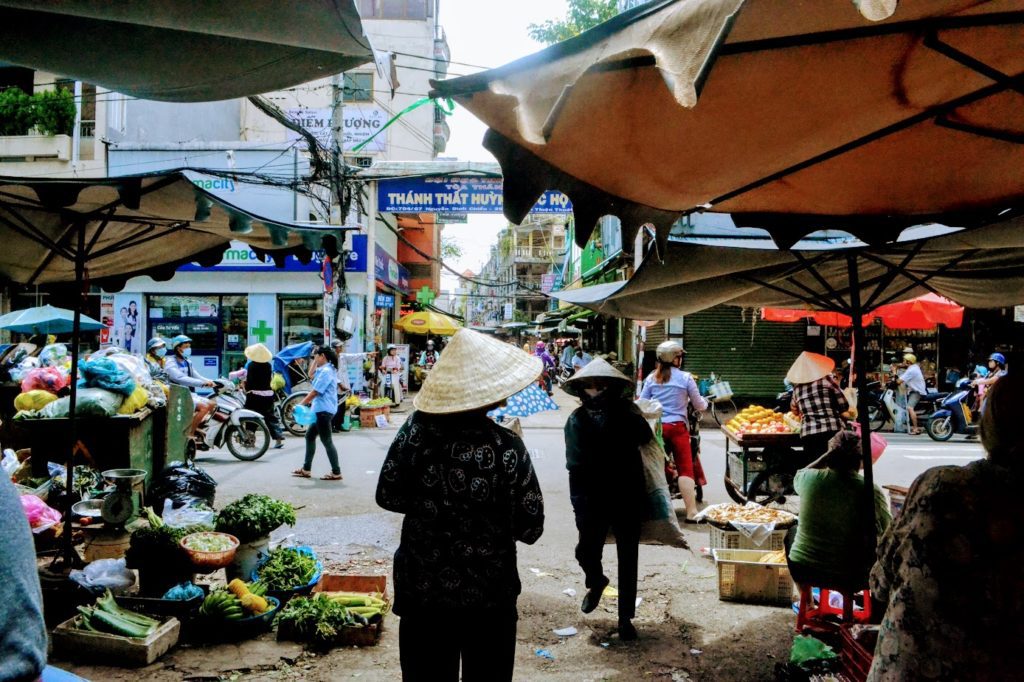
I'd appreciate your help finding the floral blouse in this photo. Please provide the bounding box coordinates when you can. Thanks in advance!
[868,459,1024,681]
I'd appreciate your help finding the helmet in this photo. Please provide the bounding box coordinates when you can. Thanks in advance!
[146,337,166,352]
[169,334,192,350]
[330,338,343,348]
[656,340,684,362]
[536,341,546,351]
[426,340,434,347]
[903,353,916,364]
[989,352,1007,366]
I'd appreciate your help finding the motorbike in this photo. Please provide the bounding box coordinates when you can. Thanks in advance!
[273,341,316,437]
[554,364,574,387]
[190,379,271,461]
[927,379,979,441]
[867,379,947,432]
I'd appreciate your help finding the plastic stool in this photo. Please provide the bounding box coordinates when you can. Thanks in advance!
[795,585,871,633]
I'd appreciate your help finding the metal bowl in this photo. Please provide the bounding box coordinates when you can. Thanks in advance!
[101,468,148,485]
[71,499,104,519]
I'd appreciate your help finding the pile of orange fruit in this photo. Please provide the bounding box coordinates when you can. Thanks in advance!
[725,405,800,436]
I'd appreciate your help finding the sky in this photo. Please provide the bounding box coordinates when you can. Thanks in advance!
[433,0,567,295]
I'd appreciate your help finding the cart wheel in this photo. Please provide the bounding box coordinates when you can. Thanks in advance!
[712,399,738,426]
[724,475,748,504]
[281,392,309,437]
[746,470,794,507]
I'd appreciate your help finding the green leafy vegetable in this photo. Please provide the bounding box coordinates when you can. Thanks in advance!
[215,494,296,544]
[275,595,360,649]
[255,547,317,591]
[182,532,234,552]
[126,508,212,570]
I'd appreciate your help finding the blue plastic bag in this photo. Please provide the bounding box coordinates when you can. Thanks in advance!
[79,357,137,396]
[251,545,323,592]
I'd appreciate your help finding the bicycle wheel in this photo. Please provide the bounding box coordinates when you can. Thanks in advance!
[711,398,738,426]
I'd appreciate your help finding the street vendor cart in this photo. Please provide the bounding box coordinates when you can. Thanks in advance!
[722,426,805,506]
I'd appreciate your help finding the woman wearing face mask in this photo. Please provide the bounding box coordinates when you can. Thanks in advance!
[145,337,169,382]
[563,358,652,641]
[640,341,708,522]
[294,346,342,480]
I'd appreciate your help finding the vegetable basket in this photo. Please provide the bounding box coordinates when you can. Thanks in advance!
[251,545,322,603]
[195,596,281,642]
[179,532,239,572]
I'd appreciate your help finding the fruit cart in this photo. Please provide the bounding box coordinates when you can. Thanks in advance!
[722,406,804,506]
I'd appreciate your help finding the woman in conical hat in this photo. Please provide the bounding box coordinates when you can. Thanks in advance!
[376,328,545,681]
[563,357,652,642]
[787,351,849,462]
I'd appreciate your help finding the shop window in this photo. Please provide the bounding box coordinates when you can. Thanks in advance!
[221,295,249,372]
[281,297,324,346]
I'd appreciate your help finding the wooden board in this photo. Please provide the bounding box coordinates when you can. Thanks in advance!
[722,427,801,448]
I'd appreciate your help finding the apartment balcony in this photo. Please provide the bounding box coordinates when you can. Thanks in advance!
[513,246,553,262]
[434,25,451,78]
[0,134,72,161]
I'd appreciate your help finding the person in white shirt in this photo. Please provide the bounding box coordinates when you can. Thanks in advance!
[898,353,928,435]
[571,348,592,373]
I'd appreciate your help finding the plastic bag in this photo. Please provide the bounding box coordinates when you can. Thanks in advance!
[38,343,69,367]
[69,558,136,594]
[20,366,68,394]
[20,494,62,533]
[106,352,153,389]
[117,385,149,415]
[150,461,218,511]
[790,635,837,666]
[161,498,215,528]
[37,388,123,418]
[9,356,40,383]
[270,372,286,392]
[14,389,59,412]
[632,434,689,548]
[79,357,137,396]
[163,582,204,601]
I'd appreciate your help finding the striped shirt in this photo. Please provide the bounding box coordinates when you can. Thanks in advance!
[792,375,848,437]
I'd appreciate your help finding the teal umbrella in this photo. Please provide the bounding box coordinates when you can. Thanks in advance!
[0,305,105,334]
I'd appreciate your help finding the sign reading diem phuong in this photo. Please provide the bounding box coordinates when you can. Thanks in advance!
[378,176,573,214]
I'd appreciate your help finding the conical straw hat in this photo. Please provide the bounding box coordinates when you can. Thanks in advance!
[786,351,835,385]
[414,328,543,414]
[562,357,633,397]
[244,343,272,363]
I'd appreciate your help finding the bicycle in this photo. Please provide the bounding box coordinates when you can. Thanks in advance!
[698,373,739,427]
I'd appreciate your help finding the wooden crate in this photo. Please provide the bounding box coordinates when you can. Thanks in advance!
[358,406,390,428]
[308,574,389,647]
[52,615,180,666]
[712,549,795,607]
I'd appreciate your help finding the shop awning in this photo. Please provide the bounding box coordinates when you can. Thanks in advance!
[551,218,1024,321]
[0,171,355,288]
[762,293,964,329]
[0,0,374,101]
[433,0,1024,250]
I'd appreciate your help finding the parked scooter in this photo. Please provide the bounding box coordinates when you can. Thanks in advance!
[555,364,574,387]
[190,379,271,461]
[927,379,979,441]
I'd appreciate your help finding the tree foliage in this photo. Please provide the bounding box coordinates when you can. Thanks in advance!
[528,0,619,45]
[441,235,463,261]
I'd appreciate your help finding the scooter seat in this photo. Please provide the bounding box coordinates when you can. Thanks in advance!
[922,392,948,401]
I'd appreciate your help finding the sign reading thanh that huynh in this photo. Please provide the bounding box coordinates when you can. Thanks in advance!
[378,176,573,214]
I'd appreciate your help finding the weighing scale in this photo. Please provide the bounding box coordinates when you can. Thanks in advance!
[73,468,147,561]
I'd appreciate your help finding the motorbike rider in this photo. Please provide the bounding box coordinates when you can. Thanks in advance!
[165,334,216,438]
[535,341,556,395]
[413,339,440,386]
[640,341,708,522]
[379,345,404,403]
[897,353,927,435]
[144,337,169,382]
[973,352,1008,412]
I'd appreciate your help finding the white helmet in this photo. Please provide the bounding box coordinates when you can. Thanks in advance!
[656,340,684,362]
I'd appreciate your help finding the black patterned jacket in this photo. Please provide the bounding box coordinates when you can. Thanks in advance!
[376,410,544,615]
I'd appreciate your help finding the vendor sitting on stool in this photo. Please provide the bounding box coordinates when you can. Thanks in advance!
[785,430,891,591]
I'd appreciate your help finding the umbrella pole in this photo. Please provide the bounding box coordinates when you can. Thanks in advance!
[847,255,877,557]
[61,227,86,567]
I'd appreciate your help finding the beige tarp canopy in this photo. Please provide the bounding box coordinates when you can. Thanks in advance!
[0,171,353,288]
[0,0,374,101]
[433,0,1024,249]
[551,219,1024,320]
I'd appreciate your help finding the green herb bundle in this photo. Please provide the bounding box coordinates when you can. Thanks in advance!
[255,547,317,591]
[276,596,354,648]
[215,494,296,543]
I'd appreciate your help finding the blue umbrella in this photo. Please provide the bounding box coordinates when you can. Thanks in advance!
[0,305,105,335]
[488,383,558,420]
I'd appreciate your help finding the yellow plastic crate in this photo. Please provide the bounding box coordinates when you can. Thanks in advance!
[712,548,795,607]
[709,525,788,552]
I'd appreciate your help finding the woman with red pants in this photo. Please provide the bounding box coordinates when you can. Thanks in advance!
[640,341,708,522]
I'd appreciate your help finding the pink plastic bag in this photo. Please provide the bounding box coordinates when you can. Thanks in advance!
[20,366,68,394]
[20,494,62,532]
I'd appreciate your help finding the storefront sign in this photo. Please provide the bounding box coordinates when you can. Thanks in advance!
[540,274,555,293]
[178,241,322,272]
[285,105,388,153]
[344,234,368,273]
[436,213,468,224]
[374,245,410,293]
[375,293,395,309]
[378,176,573,214]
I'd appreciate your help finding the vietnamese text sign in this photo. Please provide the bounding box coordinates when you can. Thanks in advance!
[378,176,573,214]
[285,105,388,153]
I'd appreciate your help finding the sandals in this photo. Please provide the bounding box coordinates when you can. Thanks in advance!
[321,473,343,481]
[291,469,311,478]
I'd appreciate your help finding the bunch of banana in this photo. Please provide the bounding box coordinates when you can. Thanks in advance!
[199,590,244,620]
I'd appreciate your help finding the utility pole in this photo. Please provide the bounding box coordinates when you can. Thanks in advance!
[325,73,345,348]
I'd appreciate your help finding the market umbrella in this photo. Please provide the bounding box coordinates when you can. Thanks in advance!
[761,293,964,329]
[487,383,558,420]
[0,0,374,101]
[0,305,105,334]
[433,0,1024,250]
[393,311,461,336]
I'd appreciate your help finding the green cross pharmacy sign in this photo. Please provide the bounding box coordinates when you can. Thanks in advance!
[250,320,274,343]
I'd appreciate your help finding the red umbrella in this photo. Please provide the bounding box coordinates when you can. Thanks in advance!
[762,294,962,330]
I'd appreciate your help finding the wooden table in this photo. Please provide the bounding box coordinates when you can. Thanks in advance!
[722,427,803,503]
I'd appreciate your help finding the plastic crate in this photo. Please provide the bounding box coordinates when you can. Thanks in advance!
[840,624,877,682]
[709,524,788,551]
[709,381,734,401]
[882,485,907,518]
[712,548,795,607]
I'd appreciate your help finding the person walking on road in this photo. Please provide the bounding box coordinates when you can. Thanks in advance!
[640,341,708,522]
[376,328,544,682]
[293,346,342,480]
[564,357,652,641]
[898,353,927,434]
[788,352,849,463]
[241,343,285,450]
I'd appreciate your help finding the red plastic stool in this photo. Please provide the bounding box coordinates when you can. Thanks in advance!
[795,585,872,633]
